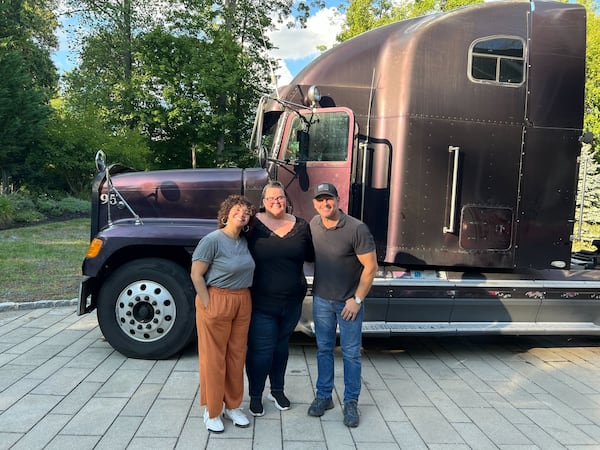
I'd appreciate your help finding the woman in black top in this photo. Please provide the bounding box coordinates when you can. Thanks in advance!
[246,181,313,416]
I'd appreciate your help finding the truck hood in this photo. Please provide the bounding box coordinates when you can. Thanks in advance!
[91,167,268,237]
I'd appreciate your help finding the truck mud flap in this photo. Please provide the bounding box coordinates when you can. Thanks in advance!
[78,276,93,315]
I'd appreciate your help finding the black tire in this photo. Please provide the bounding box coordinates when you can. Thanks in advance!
[97,258,196,359]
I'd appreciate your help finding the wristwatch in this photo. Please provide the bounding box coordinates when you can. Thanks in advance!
[354,296,363,305]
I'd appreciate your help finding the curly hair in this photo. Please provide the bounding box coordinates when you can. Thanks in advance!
[217,194,256,231]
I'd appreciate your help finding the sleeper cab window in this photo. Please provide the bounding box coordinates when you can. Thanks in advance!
[468,36,525,86]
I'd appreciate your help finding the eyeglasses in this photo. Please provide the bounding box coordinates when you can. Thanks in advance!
[264,196,285,203]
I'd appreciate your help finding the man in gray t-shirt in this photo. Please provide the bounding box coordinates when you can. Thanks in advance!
[307,182,377,428]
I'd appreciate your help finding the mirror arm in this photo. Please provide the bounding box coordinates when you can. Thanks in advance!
[266,158,296,177]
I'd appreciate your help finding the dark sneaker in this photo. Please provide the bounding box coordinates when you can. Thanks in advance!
[307,397,334,417]
[343,400,359,427]
[249,397,264,417]
[268,391,291,411]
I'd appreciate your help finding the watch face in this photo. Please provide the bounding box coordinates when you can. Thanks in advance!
[355,297,362,304]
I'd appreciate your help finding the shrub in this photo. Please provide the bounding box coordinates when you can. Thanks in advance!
[36,197,63,217]
[0,193,43,226]
[0,193,90,229]
[36,196,90,217]
[0,196,15,228]
[13,209,45,224]
[58,196,90,215]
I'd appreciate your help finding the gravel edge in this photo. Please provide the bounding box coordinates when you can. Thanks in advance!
[0,298,78,313]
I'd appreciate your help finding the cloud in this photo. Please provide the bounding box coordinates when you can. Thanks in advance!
[267,7,345,85]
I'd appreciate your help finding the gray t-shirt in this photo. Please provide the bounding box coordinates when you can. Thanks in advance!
[192,229,255,289]
[310,210,375,301]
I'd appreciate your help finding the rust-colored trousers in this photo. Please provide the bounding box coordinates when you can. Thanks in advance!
[196,287,252,418]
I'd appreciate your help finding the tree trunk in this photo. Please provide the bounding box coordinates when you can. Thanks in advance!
[121,0,134,129]
[1,167,10,195]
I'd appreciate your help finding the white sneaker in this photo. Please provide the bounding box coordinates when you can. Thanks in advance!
[203,409,224,433]
[223,407,250,428]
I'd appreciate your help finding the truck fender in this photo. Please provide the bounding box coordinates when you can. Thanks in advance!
[96,257,196,359]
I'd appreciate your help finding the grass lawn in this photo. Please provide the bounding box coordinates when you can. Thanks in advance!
[0,218,90,303]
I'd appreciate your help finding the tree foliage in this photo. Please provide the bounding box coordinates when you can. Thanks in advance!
[61,0,321,171]
[0,0,58,193]
[163,0,278,168]
[0,50,47,191]
[30,98,149,196]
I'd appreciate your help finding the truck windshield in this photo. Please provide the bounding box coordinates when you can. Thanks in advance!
[284,111,350,162]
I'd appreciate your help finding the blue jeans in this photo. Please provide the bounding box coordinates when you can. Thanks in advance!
[312,295,363,403]
[246,302,303,398]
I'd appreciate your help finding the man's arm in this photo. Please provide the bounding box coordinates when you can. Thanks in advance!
[354,250,378,300]
[342,249,377,320]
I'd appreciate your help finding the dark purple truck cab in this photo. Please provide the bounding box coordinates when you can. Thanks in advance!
[79,1,600,359]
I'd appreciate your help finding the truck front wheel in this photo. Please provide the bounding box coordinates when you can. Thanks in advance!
[97,258,196,359]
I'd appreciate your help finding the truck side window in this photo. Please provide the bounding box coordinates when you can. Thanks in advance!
[469,37,525,85]
[285,112,349,162]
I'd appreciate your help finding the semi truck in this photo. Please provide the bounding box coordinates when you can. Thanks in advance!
[78,0,600,359]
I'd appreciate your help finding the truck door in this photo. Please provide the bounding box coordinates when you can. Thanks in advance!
[274,107,356,222]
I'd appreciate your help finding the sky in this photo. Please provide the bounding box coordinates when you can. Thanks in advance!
[51,3,346,87]
[265,6,346,85]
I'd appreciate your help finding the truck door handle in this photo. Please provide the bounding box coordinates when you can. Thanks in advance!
[443,146,460,234]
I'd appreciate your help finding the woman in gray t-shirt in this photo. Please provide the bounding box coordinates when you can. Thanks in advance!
[191,194,256,433]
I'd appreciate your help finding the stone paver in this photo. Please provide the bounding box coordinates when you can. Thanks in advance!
[1,306,600,448]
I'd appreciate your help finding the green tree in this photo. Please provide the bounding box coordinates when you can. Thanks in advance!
[0,0,58,193]
[63,0,162,131]
[29,98,149,196]
[63,0,306,170]
[135,29,220,169]
[165,0,278,167]
[0,50,49,192]
[0,0,58,88]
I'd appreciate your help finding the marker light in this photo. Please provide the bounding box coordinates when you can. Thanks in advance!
[86,238,104,258]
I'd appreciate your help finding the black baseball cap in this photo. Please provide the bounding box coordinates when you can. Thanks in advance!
[313,182,338,198]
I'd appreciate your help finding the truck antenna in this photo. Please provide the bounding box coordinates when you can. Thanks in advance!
[360,68,376,220]
[252,3,280,98]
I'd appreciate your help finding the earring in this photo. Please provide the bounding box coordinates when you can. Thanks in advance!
[221,218,228,225]
[243,225,250,232]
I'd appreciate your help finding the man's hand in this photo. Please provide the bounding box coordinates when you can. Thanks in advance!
[342,298,362,321]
